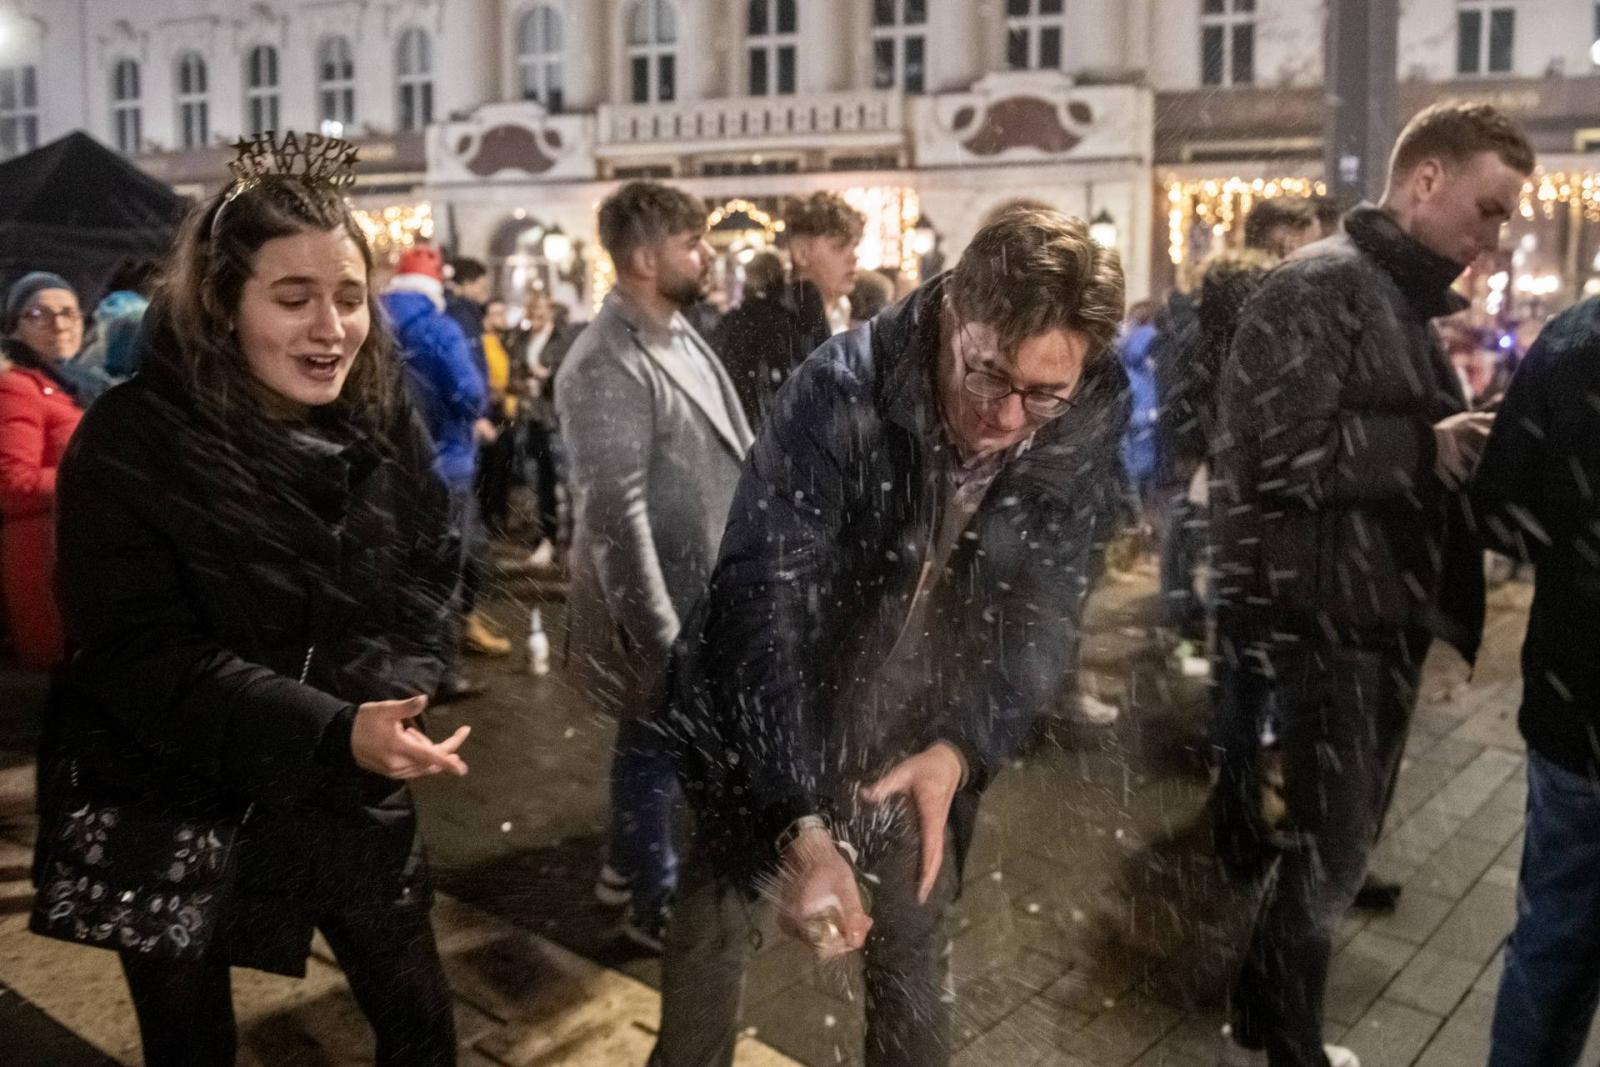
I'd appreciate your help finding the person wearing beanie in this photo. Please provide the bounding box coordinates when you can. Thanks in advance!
[0,272,91,668]
[381,246,494,701]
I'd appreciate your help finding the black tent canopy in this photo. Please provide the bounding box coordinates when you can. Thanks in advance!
[0,130,187,303]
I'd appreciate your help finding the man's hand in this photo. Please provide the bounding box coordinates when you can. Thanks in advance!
[351,695,471,779]
[776,826,872,959]
[862,742,964,904]
[1433,410,1495,490]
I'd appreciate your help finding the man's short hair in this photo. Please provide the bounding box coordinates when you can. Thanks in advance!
[950,208,1125,366]
[450,257,488,285]
[598,181,708,266]
[1389,101,1536,181]
[782,192,865,244]
[1241,196,1315,252]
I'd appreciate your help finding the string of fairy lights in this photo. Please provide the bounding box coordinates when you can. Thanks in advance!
[1167,169,1600,268]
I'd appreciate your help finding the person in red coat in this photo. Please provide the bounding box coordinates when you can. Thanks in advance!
[0,272,87,669]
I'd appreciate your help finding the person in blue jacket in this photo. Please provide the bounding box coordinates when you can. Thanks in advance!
[381,244,489,702]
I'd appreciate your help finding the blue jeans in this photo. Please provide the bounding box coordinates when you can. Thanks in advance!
[608,717,679,917]
[1489,751,1600,1067]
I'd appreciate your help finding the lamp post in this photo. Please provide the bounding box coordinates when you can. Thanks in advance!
[1089,209,1119,250]
[1325,0,1399,206]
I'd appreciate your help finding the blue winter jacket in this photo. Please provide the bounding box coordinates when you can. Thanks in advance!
[381,289,486,489]
[1117,322,1160,489]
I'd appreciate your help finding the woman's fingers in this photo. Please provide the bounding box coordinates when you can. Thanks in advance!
[396,726,469,776]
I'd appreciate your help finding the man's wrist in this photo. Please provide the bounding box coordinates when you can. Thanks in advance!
[775,814,831,856]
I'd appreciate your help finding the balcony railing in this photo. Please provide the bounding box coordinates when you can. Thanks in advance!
[595,89,905,154]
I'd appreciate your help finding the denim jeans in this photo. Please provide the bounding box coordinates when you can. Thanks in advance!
[1489,750,1600,1067]
[1230,632,1426,1067]
[609,717,680,917]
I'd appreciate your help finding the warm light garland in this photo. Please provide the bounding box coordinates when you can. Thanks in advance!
[1519,170,1600,223]
[1165,176,1327,266]
[707,197,782,239]
[353,202,435,261]
[841,186,921,283]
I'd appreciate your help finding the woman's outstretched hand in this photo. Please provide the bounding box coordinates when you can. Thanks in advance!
[351,695,470,779]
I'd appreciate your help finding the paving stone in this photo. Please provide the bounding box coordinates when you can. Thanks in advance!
[1449,707,1526,756]
[1473,953,1504,997]
[1413,735,1487,773]
[1426,880,1517,969]
[1429,750,1524,819]
[1386,946,1482,1016]
[1365,889,1455,946]
[1337,996,1444,1067]
[1454,798,1526,848]
[1406,833,1504,900]
[952,992,1091,1067]
[1056,993,1184,1066]
[1325,930,1418,1027]
[1414,990,1496,1066]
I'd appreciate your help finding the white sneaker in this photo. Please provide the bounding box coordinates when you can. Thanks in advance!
[1071,693,1120,726]
[1323,1046,1360,1067]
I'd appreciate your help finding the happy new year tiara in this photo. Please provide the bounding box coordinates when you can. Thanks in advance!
[212,131,361,237]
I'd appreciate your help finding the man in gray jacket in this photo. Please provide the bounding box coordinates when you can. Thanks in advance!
[556,181,754,950]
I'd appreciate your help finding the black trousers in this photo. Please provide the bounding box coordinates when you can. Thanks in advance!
[119,903,456,1067]
[653,798,961,1067]
[1228,630,1428,1067]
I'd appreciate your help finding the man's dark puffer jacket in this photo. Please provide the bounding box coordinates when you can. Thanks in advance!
[1210,205,1484,668]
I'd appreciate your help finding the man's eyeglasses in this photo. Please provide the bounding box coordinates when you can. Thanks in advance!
[22,306,82,326]
[953,317,1080,420]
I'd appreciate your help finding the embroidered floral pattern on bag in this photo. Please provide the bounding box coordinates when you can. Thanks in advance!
[36,802,228,955]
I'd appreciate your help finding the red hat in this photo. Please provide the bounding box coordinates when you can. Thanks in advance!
[396,244,443,280]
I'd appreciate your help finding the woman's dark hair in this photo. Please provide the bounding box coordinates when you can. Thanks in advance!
[146,177,399,433]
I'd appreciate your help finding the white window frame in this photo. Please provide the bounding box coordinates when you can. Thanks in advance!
[1006,0,1066,71]
[396,27,434,131]
[317,36,357,128]
[516,4,565,110]
[111,58,142,153]
[0,64,38,159]
[244,44,280,135]
[175,51,209,149]
[1457,0,1516,76]
[1199,0,1255,87]
[871,0,927,94]
[747,0,798,97]
[627,0,678,104]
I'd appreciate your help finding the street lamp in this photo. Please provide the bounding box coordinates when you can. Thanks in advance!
[541,226,574,267]
[910,213,938,258]
[1089,209,1119,250]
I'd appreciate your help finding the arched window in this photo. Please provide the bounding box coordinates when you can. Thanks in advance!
[871,0,926,94]
[111,59,142,154]
[244,45,280,135]
[175,52,209,149]
[0,63,37,159]
[517,5,565,110]
[747,0,797,96]
[627,0,677,104]
[317,36,357,129]
[396,27,434,131]
[1006,0,1065,71]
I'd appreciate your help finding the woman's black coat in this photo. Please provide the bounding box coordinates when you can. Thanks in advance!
[35,342,454,977]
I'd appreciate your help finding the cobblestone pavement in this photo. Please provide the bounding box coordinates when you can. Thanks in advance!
[1,562,1594,1066]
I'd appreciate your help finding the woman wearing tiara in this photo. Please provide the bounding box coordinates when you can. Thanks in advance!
[29,134,469,1066]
